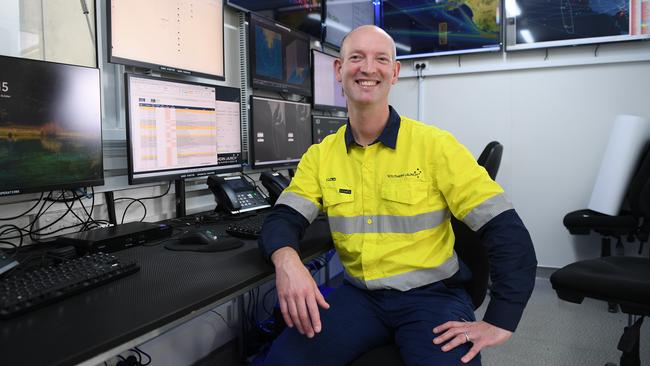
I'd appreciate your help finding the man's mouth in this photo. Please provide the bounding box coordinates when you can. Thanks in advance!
[356,80,379,87]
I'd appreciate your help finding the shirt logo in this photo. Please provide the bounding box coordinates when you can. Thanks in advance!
[326,177,336,181]
[386,168,422,179]
[339,189,352,194]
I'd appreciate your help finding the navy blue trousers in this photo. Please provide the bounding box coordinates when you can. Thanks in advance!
[264,281,480,366]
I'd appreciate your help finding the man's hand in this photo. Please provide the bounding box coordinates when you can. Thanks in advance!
[271,247,330,338]
[432,320,512,363]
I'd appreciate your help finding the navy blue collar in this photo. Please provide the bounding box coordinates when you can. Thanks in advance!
[344,106,401,149]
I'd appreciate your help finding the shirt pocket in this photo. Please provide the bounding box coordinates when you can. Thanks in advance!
[380,181,429,205]
[322,185,355,209]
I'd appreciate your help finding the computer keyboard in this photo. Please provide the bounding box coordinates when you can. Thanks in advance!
[0,252,139,319]
[226,211,270,239]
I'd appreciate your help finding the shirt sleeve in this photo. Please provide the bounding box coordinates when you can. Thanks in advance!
[258,204,310,262]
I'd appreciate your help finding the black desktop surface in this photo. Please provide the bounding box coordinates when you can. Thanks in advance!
[1,218,332,366]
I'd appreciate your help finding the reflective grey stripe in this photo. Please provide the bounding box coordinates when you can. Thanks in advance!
[328,209,449,234]
[346,253,459,291]
[275,191,320,223]
[463,193,513,231]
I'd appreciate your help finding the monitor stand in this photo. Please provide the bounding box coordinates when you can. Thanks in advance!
[175,179,187,218]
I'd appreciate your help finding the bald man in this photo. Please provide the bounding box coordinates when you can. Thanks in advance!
[259,25,537,366]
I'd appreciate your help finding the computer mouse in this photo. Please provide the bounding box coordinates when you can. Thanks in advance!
[164,229,244,252]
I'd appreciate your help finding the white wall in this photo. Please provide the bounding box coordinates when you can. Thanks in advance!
[390,45,650,268]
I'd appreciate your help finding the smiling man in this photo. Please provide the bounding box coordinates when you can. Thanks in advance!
[259,25,537,366]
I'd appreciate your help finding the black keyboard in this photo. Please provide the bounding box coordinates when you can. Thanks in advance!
[226,212,270,239]
[0,252,139,319]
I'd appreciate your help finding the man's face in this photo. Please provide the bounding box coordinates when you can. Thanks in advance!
[335,27,401,107]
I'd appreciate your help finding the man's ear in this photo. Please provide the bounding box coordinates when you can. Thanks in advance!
[391,61,401,84]
[334,58,343,83]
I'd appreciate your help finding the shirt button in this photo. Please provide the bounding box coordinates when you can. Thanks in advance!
[367,218,373,225]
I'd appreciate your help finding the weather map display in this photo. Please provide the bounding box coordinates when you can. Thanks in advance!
[506,0,650,50]
[249,13,312,96]
[381,0,502,58]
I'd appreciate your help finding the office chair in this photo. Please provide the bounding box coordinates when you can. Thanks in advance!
[348,141,503,366]
[550,147,650,366]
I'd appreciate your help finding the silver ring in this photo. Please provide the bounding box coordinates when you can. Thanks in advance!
[464,332,471,343]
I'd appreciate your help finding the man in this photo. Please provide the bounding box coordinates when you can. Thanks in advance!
[259,25,537,366]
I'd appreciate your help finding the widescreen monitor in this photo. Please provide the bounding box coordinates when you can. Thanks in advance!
[125,74,242,184]
[108,0,225,80]
[505,0,650,50]
[227,0,323,39]
[249,13,312,96]
[381,0,502,59]
[0,55,103,197]
[312,115,347,143]
[250,96,312,168]
[312,50,346,111]
[324,0,377,48]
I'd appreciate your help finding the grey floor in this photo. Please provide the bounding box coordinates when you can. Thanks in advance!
[477,276,649,366]
[204,275,649,366]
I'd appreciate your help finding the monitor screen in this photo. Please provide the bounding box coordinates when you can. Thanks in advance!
[381,0,502,59]
[228,0,323,39]
[505,0,650,50]
[249,13,313,96]
[125,74,242,184]
[312,115,346,143]
[250,96,312,168]
[0,55,103,197]
[312,50,346,111]
[324,0,377,48]
[108,0,225,80]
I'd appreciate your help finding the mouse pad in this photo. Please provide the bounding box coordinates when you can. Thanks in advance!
[164,238,245,252]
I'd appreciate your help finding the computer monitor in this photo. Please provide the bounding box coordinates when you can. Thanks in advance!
[227,0,323,40]
[108,0,225,80]
[324,0,377,48]
[125,74,242,185]
[505,0,650,51]
[381,0,502,59]
[312,50,346,111]
[0,55,103,197]
[248,13,312,96]
[312,115,346,144]
[249,96,312,168]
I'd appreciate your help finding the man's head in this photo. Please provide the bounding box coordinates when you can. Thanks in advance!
[335,25,401,108]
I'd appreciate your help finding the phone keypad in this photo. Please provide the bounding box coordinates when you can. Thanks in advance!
[236,191,267,209]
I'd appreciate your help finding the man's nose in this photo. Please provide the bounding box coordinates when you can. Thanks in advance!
[360,59,376,73]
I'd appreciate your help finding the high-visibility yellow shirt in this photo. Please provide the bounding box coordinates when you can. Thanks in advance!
[276,108,512,290]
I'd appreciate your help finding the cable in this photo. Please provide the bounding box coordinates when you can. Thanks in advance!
[134,347,151,365]
[0,192,44,220]
[115,182,172,224]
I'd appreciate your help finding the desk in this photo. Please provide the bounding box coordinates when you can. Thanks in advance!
[0,218,333,366]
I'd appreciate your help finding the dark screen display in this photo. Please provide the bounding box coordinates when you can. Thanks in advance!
[250,96,312,168]
[312,115,346,143]
[228,0,323,39]
[249,13,312,96]
[382,0,501,58]
[0,56,103,196]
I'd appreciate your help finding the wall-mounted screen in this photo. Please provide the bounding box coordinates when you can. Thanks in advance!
[109,0,225,80]
[381,0,502,59]
[0,55,103,196]
[505,0,650,50]
[125,74,242,184]
[250,96,312,168]
[324,0,377,48]
[249,13,312,96]
[227,0,323,39]
[312,50,347,111]
[312,115,347,143]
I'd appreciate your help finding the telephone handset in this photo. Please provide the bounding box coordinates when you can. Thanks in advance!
[207,175,271,215]
[260,171,290,205]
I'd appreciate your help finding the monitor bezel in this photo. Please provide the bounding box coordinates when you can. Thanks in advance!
[311,114,347,144]
[0,55,104,197]
[107,0,226,81]
[248,12,313,97]
[227,0,324,40]
[380,0,503,60]
[504,0,650,51]
[124,73,242,185]
[311,49,347,112]
[249,95,313,169]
